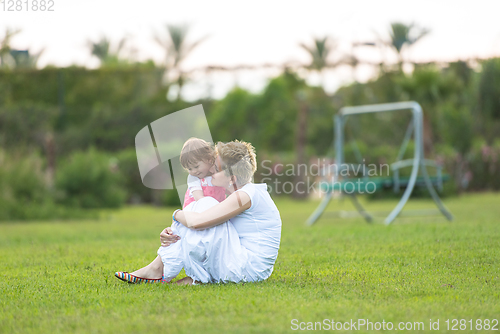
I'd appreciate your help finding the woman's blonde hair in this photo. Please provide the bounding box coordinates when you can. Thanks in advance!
[179,138,216,168]
[216,140,257,186]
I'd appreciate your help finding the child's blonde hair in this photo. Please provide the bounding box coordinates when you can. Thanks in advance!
[179,138,216,169]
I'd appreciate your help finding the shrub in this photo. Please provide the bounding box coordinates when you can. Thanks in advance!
[115,148,153,204]
[466,139,500,191]
[55,148,126,208]
[0,149,96,221]
[0,149,48,220]
[162,190,182,207]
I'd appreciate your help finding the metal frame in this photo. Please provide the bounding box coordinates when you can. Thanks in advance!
[306,101,453,225]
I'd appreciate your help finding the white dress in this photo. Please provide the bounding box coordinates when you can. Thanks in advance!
[157,183,282,283]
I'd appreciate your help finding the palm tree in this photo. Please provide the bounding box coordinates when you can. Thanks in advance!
[343,41,376,82]
[299,36,337,86]
[387,22,430,71]
[0,28,21,68]
[297,37,338,198]
[154,24,206,100]
[88,36,128,67]
[9,49,44,69]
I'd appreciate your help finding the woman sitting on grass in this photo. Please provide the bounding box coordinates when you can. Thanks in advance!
[115,140,282,285]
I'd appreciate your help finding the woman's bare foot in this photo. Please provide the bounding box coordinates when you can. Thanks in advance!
[130,255,163,279]
[175,277,194,285]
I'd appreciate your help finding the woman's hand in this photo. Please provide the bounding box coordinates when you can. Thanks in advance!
[160,227,180,247]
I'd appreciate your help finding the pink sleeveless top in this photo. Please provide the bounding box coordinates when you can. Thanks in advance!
[183,177,226,208]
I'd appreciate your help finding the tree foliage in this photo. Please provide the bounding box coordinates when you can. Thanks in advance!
[0,55,499,212]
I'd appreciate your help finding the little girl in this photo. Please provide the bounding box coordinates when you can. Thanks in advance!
[180,138,226,209]
[158,137,226,282]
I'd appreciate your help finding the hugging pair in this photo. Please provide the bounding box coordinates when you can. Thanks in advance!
[160,137,230,282]
[115,138,281,285]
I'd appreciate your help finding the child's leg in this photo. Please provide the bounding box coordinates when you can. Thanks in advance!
[180,197,221,283]
[181,196,224,265]
[157,221,189,282]
[156,198,215,283]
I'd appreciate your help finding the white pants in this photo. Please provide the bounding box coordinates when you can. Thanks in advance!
[157,197,248,283]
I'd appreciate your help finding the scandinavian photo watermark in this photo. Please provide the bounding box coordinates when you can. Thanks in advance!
[1,0,55,11]
[291,318,499,331]
[260,158,389,195]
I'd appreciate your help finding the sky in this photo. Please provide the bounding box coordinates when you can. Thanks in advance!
[2,0,500,100]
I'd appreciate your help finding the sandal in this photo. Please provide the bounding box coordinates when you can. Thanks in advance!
[114,271,162,284]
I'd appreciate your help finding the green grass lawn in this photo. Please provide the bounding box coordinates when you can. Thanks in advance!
[1,192,499,333]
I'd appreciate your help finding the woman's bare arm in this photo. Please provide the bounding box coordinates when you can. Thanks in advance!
[175,191,251,229]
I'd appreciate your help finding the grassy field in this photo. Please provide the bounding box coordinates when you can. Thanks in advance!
[1,192,499,333]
